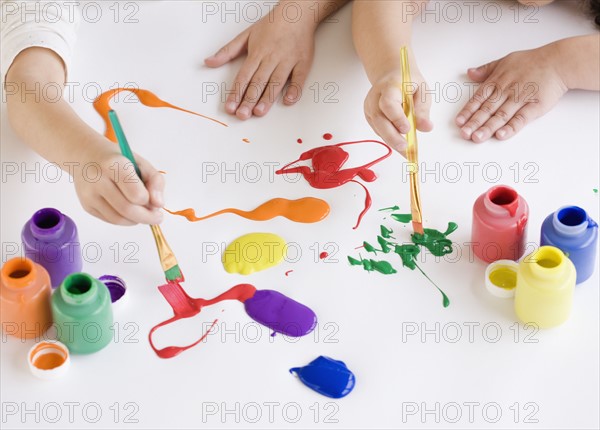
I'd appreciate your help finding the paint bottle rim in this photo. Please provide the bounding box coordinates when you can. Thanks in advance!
[28,340,70,380]
[483,185,520,217]
[522,246,570,284]
[60,273,98,305]
[485,260,518,298]
[29,208,66,240]
[1,257,38,290]
[552,206,590,236]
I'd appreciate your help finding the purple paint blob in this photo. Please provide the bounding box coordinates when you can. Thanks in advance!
[99,275,126,303]
[244,290,317,337]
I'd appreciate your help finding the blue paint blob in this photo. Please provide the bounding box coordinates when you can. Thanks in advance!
[290,356,356,398]
[244,290,317,337]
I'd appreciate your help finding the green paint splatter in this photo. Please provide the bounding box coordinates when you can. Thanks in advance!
[594,188,598,194]
[380,225,394,239]
[348,206,456,308]
[347,256,397,274]
[379,205,400,212]
[412,222,458,256]
[391,213,413,223]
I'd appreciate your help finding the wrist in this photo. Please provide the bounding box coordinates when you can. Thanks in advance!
[275,0,336,30]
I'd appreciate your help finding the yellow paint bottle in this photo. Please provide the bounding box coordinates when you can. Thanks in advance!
[515,246,576,328]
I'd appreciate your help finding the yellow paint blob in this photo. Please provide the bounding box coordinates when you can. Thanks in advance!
[222,233,287,275]
[489,267,517,290]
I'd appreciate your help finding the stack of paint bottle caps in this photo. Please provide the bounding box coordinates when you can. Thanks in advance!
[0,208,127,379]
[472,186,598,328]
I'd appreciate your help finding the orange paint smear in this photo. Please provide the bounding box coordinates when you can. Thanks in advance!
[165,197,330,224]
[30,343,67,370]
[94,88,228,142]
[242,138,251,144]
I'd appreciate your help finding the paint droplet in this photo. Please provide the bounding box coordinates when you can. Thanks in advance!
[285,270,294,277]
[594,188,598,194]
[297,138,303,144]
[323,133,333,140]
[319,252,328,259]
[290,356,356,398]
[242,138,250,144]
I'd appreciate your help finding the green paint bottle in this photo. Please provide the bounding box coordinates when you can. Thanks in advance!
[51,273,113,354]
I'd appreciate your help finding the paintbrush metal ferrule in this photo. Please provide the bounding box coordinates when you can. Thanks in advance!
[150,225,178,272]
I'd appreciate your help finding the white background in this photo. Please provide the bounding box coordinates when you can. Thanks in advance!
[1,1,599,428]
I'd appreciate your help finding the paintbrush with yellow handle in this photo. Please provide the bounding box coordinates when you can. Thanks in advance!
[400,47,424,235]
[108,110,184,283]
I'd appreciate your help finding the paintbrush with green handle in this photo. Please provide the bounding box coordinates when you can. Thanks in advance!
[108,109,183,282]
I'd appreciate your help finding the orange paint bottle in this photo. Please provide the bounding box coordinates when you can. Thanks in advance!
[1,258,52,340]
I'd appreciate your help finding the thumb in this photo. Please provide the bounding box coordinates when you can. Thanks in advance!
[204,31,250,68]
[467,60,499,83]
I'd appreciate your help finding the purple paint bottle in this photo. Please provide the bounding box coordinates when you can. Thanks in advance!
[22,208,82,288]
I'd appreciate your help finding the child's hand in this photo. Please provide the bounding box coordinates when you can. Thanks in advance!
[455,45,568,143]
[73,142,165,226]
[364,69,433,157]
[204,5,317,120]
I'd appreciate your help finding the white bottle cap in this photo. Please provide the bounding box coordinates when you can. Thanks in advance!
[28,340,70,380]
[485,260,519,298]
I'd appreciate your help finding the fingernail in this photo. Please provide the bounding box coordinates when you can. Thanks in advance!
[462,127,472,137]
[153,191,164,207]
[225,101,237,113]
[205,54,215,61]
[456,115,465,125]
[255,102,265,114]
[497,129,506,138]
[237,106,251,118]
[474,130,484,140]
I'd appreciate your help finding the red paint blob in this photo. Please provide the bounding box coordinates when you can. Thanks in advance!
[323,133,333,140]
[276,140,392,229]
[319,252,328,259]
[297,138,303,144]
[285,270,294,277]
[149,282,257,359]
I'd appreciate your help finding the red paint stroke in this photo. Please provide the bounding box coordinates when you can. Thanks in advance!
[354,245,364,250]
[297,138,303,144]
[323,133,333,140]
[243,138,251,144]
[94,88,228,142]
[276,140,392,229]
[285,270,294,277]
[165,197,330,224]
[319,252,328,259]
[149,282,256,359]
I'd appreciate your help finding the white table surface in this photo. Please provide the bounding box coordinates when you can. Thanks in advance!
[1,1,599,428]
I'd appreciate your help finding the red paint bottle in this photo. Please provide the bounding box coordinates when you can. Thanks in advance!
[472,185,529,262]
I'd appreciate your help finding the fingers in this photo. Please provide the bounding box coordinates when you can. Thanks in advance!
[456,82,505,140]
[365,100,408,157]
[136,155,165,208]
[112,158,150,206]
[253,64,293,117]
[88,198,136,226]
[225,58,260,115]
[102,180,163,225]
[204,31,250,68]
[378,86,410,134]
[234,61,278,120]
[284,61,311,105]
[495,104,540,140]
[468,99,522,143]
[456,62,501,128]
